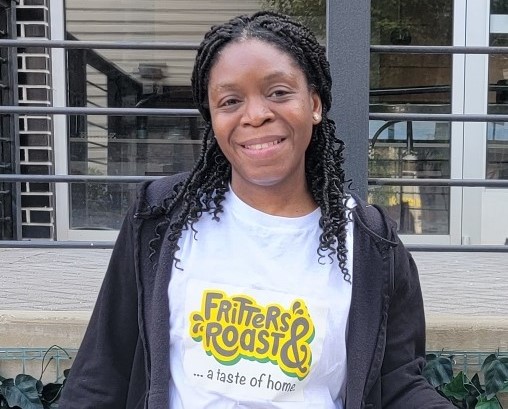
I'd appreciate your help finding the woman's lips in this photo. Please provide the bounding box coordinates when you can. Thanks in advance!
[242,139,283,150]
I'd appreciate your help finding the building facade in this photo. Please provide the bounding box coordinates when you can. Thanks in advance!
[0,0,507,246]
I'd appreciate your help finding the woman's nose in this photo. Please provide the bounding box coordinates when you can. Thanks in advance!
[241,97,274,127]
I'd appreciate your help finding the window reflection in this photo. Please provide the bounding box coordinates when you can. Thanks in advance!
[368,120,450,234]
[487,3,508,180]
[65,1,326,230]
[369,0,453,234]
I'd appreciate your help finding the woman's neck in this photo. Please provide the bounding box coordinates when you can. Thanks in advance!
[229,181,318,218]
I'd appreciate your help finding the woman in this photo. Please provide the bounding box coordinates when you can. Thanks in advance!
[60,11,454,409]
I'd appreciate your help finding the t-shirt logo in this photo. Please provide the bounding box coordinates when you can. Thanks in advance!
[189,290,315,380]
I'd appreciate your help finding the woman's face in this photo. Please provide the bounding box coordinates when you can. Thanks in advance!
[207,38,322,196]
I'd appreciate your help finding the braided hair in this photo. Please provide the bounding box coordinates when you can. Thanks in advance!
[139,11,351,283]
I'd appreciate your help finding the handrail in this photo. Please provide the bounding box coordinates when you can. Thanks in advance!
[368,178,508,187]
[0,175,161,183]
[0,39,199,50]
[370,45,508,54]
[1,40,507,54]
[369,113,508,122]
[0,240,506,252]
[1,107,508,122]
[1,175,508,187]
[0,106,199,116]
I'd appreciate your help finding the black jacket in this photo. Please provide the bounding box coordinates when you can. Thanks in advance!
[60,174,453,409]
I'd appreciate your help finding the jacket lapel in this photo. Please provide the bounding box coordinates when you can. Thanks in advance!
[345,217,388,409]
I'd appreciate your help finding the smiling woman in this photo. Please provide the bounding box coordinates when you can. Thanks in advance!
[59,11,454,409]
[207,39,321,214]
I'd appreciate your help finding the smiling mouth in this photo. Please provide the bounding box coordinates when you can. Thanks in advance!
[243,139,284,150]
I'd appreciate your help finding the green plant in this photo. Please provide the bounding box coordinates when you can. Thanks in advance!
[424,353,508,409]
[0,346,70,409]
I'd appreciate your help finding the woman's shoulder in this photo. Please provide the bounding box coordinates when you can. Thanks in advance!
[134,172,189,218]
[349,193,398,246]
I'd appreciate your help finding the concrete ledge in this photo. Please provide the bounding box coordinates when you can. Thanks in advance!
[2,310,507,352]
[426,314,508,352]
[0,310,91,348]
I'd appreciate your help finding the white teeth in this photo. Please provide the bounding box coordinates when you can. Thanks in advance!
[245,140,281,150]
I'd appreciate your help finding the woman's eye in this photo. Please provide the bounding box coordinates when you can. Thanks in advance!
[221,98,239,107]
[270,89,290,98]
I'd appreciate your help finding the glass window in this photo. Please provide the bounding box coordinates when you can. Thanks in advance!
[369,0,453,235]
[64,1,326,230]
[487,1,508,180]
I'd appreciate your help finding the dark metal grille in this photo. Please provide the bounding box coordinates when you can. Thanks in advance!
[0,37,507,250]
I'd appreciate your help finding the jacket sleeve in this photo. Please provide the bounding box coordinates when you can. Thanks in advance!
[380,242,455,409]
[59,205,141,408]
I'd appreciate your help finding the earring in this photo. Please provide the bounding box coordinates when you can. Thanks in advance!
[313,113,321,122]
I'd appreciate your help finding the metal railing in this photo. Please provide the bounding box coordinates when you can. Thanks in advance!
[0,347,77,381]
[0,347,502,381]
[0,174,507,251]
[0,38,507,251]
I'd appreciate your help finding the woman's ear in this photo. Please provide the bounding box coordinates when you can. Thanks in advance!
[311,91,322,124]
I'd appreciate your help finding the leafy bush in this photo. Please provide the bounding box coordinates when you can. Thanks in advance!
[424,353,508,409]
[2,347,506,408]
[0,347,70,409]
[0,373,67,409]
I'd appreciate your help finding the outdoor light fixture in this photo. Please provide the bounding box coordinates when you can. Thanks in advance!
[134,63,168,80]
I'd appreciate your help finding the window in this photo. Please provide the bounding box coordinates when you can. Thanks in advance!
[487,1,508,180]
[63,1,326,232]
[369,0,453,235]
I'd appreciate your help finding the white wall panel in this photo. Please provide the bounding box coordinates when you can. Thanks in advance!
[65,1,262,86]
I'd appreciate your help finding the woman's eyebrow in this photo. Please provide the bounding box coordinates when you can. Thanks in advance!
[212,71,298,92]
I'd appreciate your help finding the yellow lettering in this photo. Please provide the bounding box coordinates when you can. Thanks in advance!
[189,291,315,380]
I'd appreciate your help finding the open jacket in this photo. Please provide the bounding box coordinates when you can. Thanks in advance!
[60,174,453,409]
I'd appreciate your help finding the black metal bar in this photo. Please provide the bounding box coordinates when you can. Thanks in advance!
[0,175,162,183]
[370,85,451,96]
[0,106,200,116]
[1,175,508,188]
[4,0,19,240]
[369,113,508,122]
[1,40,506,55]
[2,107,507,122]
[0,240,115,248]
[371,45,508,55]
[369,178,508,187]
[406,245,508,252]
[0,39,199,50]
[0,240,506,252]
[371,83,506,96]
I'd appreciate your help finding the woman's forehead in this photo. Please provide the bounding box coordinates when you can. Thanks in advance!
[207,39,304,86]
[213,38,301,72]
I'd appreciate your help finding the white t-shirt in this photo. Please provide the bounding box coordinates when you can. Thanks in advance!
[168,189,355,408]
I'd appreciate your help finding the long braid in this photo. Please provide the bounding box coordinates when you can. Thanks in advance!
[144,11,350,281]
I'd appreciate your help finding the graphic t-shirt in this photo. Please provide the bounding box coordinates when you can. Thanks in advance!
[168,189,355,408]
